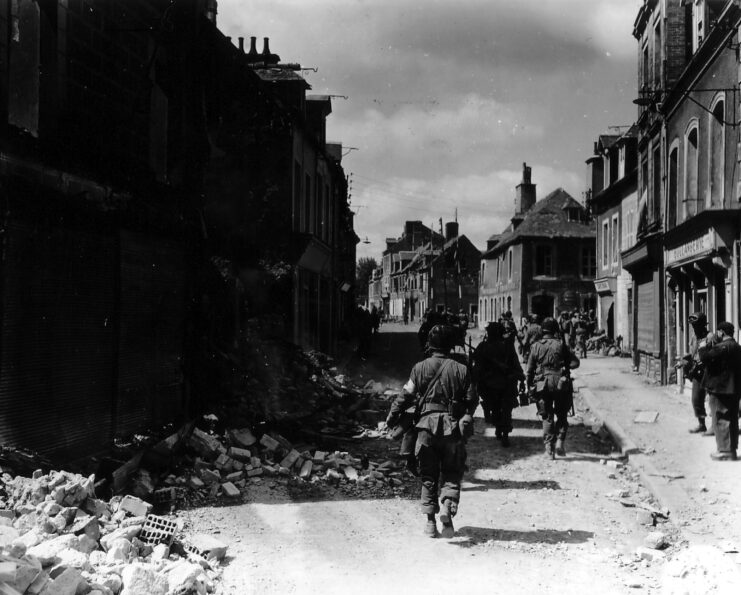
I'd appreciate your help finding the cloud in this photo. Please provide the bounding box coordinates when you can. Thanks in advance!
[353,164,584,261]
[330,93,544,179]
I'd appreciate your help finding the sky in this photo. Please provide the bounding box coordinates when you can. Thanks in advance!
[217,0,644,261]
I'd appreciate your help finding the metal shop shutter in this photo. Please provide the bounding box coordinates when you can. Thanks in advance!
[0,222,116,458]
[636,277,656,354]
[116,231,186,438]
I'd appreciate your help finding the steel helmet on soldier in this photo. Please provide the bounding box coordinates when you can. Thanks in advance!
[530,314,540,324]
[427,324,453,351]
[542,317,559,334]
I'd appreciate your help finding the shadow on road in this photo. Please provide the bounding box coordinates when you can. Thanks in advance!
[451,526,595,548]
[461,478,561,491]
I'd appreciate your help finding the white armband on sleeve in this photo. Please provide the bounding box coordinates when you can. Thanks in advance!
[403,379,416,394]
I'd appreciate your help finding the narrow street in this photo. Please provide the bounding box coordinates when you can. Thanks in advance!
[183,324,669,594]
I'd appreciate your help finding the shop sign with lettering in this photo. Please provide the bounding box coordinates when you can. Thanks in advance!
[594,279,612,294]
[665,230,715,267]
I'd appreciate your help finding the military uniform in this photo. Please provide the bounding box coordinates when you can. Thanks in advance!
[473,334,523,439]
[527,334,579,457]
[522,322,543,361]
[387,353,477,516]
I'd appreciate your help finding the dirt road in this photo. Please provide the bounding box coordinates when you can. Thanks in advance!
[183,324,667,594]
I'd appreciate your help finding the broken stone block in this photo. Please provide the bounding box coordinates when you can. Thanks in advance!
[119,495,153,518]
[40,567,83,595]
[151,543,169,561]
[102,574,122,594]
[100,525,142,551]
[299,460,313,479]
[259,434,280,451]
[636,510,654,526]
[83,499,110,519]
[343,467,359,481]
[188,476,205,490]
[225,471,243,483]
[227,447,251,462]
[13,557,41,593]
[214,454,230,469]
[0,524,20,548]
[28,533,79,566]
[313,451,327,463]
[121,563,168,595]
[636,546,666,562]
[0,560,16,583]
[106,538,132,564]
[165,561,203,594]
[200,469,220,485]
[188,534,227,561]
[229,428,257,448]
[644,531,668,550]
[246,468,263,478]
[280,450,301,469]
[54,547,92,571]
[187,429,224,461]
[221,482,240,498]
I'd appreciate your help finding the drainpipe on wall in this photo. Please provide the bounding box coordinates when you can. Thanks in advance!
[734,239,740,340]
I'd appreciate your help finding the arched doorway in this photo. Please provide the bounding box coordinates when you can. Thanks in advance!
[531,294,554,320]
[607,302,614,339]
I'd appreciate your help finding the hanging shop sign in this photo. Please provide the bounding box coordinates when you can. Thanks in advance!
[665,230,715,268]
[593,278,615,295]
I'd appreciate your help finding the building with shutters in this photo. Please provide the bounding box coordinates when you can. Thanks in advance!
[478,164,596,328]
[0,1,355,460]
[660,0,741,386]
[586,128,638,350]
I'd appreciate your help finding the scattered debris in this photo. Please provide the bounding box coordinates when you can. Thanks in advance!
[633,411,659,424]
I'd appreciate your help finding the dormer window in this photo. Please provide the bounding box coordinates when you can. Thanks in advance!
[565,207,581,223]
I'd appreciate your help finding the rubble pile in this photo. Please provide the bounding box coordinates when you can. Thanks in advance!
[0,470,225,595]
[148,416,415,508]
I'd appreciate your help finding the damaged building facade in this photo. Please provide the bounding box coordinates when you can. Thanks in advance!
[0,0,356,460]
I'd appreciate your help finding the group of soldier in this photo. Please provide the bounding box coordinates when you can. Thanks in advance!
[386,309,580,538]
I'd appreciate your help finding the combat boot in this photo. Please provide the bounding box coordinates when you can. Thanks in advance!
[501,433,510,447]
[439,500,457,538]
[555,438,566,457]
[545,443,555,460]
[424,515,439,538]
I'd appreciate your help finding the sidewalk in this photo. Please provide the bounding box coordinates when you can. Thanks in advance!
[574,355,741,555]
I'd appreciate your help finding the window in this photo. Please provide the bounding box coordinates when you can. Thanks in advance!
[642,45,649,90]
[480,262,485,286]
[692,0,705,54]
[581,245,596,278]
[508,248,513,280]
[685,124,699,218]
[534,244,553,276]
[668,145,678,228]
[709,97,724,207]
[304,174,312,232]
[618,145,626,179]
[612,214,619,265]
[293,162,302,231]
[653,21,661,88]
[651,143,661,223]
[602,220,609,268]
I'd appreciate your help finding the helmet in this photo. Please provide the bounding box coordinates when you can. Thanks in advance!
[542,317,559,334]
[689,311,707,326]
[485,321,504,339]
[427,324,454,351]
[530,314,540,324]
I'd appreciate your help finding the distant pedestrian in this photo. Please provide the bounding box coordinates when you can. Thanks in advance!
[698,321,741,461]
[370,305,381,334]
[680,312,712,435]
[385,325,477,537]
[522,314,542,362]
[527,317,579,459]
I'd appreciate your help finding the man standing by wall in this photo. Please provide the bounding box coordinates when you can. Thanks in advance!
[699,321,741,461]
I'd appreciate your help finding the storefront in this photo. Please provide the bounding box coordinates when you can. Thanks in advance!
[664,214,739,386]
[594,277,616,339]
[621,233,664,383]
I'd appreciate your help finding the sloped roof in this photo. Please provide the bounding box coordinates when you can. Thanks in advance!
[483,188,595,258]
[597,134,620,152]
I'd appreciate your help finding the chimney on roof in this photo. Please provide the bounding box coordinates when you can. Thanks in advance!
[260,37,280,66]
[514,162,536,217]
[204,0,217,24]
[445,221,459,241]
[238,37,244,52]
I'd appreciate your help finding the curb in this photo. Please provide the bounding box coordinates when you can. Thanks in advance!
[577,384,695,522]
[578,386,640,455]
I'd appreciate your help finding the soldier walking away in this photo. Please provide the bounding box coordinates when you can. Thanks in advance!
[574,313,589,358]
[522,314,543,362]
[527,317,579,459]
[385,325,477,538]
[679,312,713,435]
[698,321,741,461]
[472,322,524,446]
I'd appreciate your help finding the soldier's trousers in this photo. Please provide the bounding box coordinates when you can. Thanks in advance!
[480,390,514,434]
[539,391,570,446]
[415,429,466,515]
[708,392,740,453]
